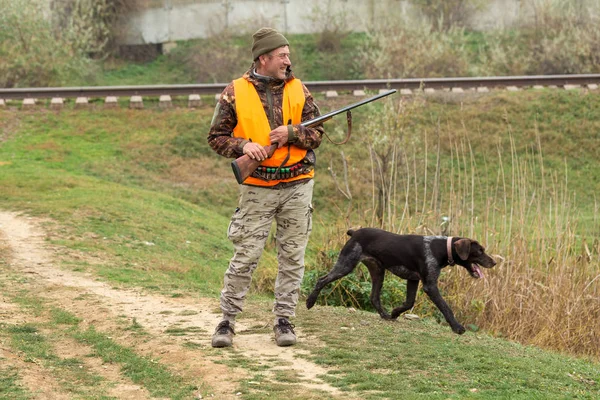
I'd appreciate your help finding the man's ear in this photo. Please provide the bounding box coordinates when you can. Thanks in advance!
[257,54,268,66]
[454,239,471,260]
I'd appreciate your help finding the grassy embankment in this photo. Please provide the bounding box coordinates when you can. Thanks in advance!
[1,87,600,398]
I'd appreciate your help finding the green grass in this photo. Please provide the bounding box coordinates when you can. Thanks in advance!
[0,370,30,399]
[0,321,109,397]
[0,292,201,400]
[74,326,198,399]
[1,89,600,398]
[95,32,371,86]
[298,306,599,399]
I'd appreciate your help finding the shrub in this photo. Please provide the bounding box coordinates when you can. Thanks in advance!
[0,0,136,87]
[356,21,471,79]
[182,33,250,83]
[410,0,487,31]
[0,0,92,87]
[475,0,600,76]
[51,0,138,56]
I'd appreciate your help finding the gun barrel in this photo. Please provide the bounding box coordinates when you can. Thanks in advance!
[230,89,397,184]
[301,89,397,128]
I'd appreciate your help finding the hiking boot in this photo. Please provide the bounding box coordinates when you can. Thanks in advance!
[211,320,235,348]
[273,318,296,347]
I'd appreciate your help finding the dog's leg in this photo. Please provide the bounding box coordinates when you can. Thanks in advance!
[306,241,362,309]
[390,279,419,319]
[363,259,391,319]
[421,280,465,334]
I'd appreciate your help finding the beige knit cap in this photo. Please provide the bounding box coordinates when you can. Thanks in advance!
[251,27,289,60]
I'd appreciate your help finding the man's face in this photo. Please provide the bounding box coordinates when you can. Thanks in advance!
[257,45,291,80]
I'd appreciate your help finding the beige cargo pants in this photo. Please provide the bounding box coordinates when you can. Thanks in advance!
[220,180,314,318]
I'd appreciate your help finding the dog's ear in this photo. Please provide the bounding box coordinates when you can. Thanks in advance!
[454,239,471,260]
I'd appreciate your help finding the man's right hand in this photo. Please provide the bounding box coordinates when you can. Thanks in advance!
[242,142,269,161]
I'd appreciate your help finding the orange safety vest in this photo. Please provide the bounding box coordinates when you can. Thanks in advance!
[232,77,314,186]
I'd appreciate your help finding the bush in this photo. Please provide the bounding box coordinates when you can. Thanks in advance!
[475,0,600,76]
[51,0,137,57]
[301,251,409,313]
[0,0,136,87]
[0,0,96,87]
[410,0,487,31]
[356,21,471,79]
[182,33,250,83]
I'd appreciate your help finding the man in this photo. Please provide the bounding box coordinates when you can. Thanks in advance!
[207,27,324,347]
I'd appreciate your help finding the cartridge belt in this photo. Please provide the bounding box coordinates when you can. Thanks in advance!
[251,161,313,181]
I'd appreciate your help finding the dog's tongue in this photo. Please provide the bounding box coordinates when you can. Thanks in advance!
[473,264,484,279]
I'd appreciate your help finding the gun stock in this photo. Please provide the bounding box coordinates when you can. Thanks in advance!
[230,89,397,184]
[231,143,278,184]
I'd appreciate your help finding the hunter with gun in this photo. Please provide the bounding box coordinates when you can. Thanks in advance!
[207,27,396,349]
[207,27,323,348]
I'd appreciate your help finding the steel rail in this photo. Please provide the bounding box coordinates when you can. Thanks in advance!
[1,74,600,100]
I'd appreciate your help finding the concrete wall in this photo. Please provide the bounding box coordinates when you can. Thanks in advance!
[115,0,595,45]
[117,0,387,45]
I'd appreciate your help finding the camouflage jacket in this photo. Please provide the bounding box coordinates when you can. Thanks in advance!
[207,66,324,159]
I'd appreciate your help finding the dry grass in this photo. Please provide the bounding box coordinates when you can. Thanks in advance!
[309,94,600,358]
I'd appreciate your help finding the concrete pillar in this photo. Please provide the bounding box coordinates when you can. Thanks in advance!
[159,95,172,108]
[50,98,64,110]
[325,90,338,98]
[129,96,143,109]
[22,99,36,109]
[105,96,118,108]
[75,97,89,109]
[0,99,5,108]
[188,94,202,108]
[352,90,366,97]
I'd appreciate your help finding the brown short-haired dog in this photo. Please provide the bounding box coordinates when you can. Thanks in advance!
[306,228,496,334]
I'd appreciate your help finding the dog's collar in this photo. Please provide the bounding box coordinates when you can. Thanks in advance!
[447,236,455,265]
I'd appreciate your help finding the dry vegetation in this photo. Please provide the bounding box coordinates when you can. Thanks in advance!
[300,92,600,359]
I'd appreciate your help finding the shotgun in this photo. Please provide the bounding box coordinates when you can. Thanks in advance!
[231,89,397,184]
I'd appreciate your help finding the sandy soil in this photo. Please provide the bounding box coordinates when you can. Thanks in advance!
[0,211,341,399]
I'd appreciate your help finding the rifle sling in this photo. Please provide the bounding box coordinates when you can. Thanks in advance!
[322,110,352,145]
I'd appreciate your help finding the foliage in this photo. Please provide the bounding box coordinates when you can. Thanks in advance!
[474,0,600,76]
[51,0,138,56]
[410,0,487,31]
[302,265,410,314]
[356,21,472,79]
[0,0,138,87]
[0,0,98,87]
[2,78,600,360]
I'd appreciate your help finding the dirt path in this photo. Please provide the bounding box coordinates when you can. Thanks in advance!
[0,211,341,398]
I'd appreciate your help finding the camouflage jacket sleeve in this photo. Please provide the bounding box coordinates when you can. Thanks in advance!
[207,83,247,159]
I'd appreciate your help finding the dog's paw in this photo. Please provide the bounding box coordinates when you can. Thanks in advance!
[453,324,466,335]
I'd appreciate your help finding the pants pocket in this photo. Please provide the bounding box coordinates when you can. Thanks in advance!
[227,207,246,243]
[306,203,314,235]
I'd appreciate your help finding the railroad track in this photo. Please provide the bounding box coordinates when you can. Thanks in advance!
[1,74,599,109]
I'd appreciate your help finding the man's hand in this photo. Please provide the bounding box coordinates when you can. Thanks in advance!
[242,142,269,161]
[269,125,290,149]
